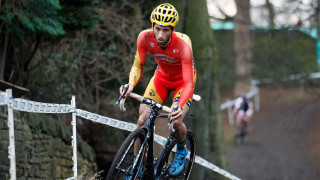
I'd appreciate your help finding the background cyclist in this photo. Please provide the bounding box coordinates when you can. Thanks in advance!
[233,95,254,136]
[119,3,196,178]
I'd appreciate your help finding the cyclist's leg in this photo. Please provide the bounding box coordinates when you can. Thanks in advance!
[135,75,169,154]
[169,86,194,176]
[170,101,188,143]
[139,74,169,119]
[171,81,195,143]
[136,104,151,129]
[240,119,246,137]
[137,74,169,127]
[242,120,249,135]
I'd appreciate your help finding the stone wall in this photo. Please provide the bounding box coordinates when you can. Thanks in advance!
[0,107,97,179]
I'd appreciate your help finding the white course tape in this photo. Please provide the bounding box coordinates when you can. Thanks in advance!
[252,72,320,86]
[76,109,137,132]
[0,92,240,180]
[0,91,7,105]
[220,86,258,111]
[5,98,75,114]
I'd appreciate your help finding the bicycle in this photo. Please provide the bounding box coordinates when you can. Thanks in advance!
[106,85,200,180]
[234,118,249,145]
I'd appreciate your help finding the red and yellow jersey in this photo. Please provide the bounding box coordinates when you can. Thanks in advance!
[129,29,196,108]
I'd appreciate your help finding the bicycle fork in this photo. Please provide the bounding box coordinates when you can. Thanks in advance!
[154,133,174,179]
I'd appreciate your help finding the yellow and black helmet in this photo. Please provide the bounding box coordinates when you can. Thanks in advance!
[150,3,179,27]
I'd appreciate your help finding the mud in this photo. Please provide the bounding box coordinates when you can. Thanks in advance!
[225,88,320,180]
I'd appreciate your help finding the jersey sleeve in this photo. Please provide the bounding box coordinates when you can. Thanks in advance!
[177,46,195,108]
[128,32,147,87]
[234,97,243,109]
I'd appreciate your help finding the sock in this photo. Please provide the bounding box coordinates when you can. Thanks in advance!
[177,141,186,150]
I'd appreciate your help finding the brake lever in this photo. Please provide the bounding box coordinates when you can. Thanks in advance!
[116,84,129,105]
[168,105,179,133]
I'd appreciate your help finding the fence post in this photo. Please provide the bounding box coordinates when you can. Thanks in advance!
[227,100,234,126]
[6,89,16,180]
[71,95,77,179]
[254,87,260,112]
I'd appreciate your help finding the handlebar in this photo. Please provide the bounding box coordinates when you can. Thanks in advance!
[117,84,201,133]
[119,92,175,133]
[119,92,172,112]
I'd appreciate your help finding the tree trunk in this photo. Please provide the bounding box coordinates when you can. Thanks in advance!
[234,0,252,97]
[317,0,320,37]
[0,32,9,81]
[182,0,227,179]
[265,0,275,29]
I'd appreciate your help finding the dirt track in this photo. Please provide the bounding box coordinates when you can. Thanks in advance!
[225,88,320,180]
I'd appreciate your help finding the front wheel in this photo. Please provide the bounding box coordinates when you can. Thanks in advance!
[106,128,147,180]
[234,119,248,146]
[157,130,196,180]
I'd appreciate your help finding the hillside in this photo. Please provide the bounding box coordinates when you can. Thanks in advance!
[224,87,320,180]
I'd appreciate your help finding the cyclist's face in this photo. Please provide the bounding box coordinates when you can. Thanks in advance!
[153,24,173,47]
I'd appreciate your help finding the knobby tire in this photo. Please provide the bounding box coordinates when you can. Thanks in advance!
[106,128,147,180]
[156,130,196,180]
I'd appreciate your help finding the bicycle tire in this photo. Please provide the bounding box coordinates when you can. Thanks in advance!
[106,128,147,180]
[156,130,196,180]
[234,119,247,146]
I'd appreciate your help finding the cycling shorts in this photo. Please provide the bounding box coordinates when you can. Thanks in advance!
[143,70,196,108]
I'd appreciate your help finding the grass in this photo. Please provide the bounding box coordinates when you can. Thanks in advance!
[78,170,104,180]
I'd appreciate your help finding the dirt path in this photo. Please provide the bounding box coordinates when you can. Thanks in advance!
[225,88,320,180]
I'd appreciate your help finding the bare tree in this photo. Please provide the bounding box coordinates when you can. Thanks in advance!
[266,0,275,29]
[234,0,252,97]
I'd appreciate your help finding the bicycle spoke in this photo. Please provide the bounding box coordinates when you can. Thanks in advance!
[106,129,146,180]
[156,130,196,180]
[117,138,136,169]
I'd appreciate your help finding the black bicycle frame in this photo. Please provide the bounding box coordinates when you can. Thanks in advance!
[133,105,175,180]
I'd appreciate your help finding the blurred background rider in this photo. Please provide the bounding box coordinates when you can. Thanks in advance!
[233,96,254,136]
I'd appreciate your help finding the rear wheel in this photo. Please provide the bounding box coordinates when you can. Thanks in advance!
[106,128,147,180]
[156,130,196,180]
[234,119,247,146]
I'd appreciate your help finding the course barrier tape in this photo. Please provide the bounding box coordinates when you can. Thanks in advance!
[9,98,75,114]
[75,109,137,132]
[220,86,259,111]
[0,90,241,180]
[251,72,320,85]
[0,91,7,105]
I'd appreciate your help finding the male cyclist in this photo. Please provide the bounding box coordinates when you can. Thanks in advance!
[233,96,253,136]
[119,3,196,178]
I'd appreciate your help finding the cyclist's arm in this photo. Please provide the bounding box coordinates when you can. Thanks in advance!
[128,33,147,87]
[247,102,254,117]
[177,47,194,109]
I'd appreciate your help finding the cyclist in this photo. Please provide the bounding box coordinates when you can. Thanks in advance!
[119,3,196,178]
[233,96,253,136]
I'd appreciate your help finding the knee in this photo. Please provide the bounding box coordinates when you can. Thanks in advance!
[137,117,146,128]
[173,122,185,130]
[173,122,181,129]
[137,111,149,127]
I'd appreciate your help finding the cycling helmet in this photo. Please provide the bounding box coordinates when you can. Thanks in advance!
[150,3,179,27]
